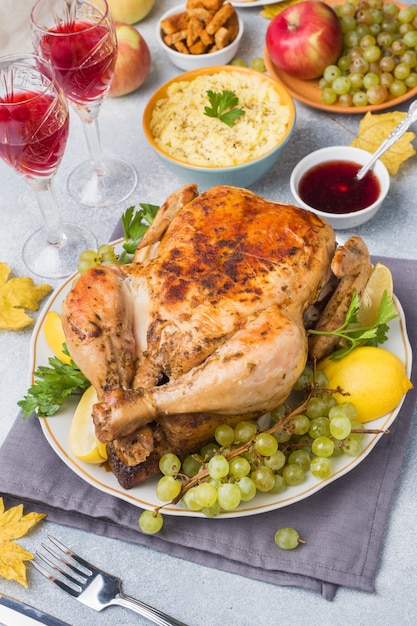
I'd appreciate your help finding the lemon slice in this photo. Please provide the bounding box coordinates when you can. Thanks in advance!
[318,346,412,423]
[43,311,72,365]
[357,262,393,326]
[69,386,107,463]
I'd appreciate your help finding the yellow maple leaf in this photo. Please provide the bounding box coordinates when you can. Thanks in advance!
[0,263,52,330]
[350,111,416,175]
[0,498,46,587]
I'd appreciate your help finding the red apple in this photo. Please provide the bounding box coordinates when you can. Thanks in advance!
[109,23,151,97]
[266,1,343,80]
[107,0,155,25]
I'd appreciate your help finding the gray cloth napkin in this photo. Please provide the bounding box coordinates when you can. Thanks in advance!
[1,255,416,601]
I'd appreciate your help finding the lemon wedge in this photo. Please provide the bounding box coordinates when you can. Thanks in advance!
[318,346,413,423]
[357,262,393,326]
[43,311,72,365]
[69,386,107,463]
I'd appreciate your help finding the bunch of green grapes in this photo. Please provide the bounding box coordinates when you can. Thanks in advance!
[138,365,370,534]
[320,0,417,107]
[77,243,118,274]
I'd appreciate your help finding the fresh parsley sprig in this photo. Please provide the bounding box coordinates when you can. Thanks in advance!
[118,203,159,263]
[18,355,90,419]
[204,89,245,127]
[308,289,398,359]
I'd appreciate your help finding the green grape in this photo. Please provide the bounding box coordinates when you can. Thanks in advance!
[251,466,276,492]
[319,392,337,413]
[405,72,417,88]
[237,476,257,501]
[182,486,203,511]
[229,455,251,478]
[352,90,369,107]
[310,456,332,479]
[78,249,98,274]
[273,428,291,443]
[207,454,229,480]
[339,402,357,420]
[309,416,331,439]
[200,442,220,461]
[202,502,221,518]
[394,62,411,80]
[270,404,286,421]
[263,449,286,471]
[363,71,380,89]
[398,7,415,24]
[182,454,202,477]
[311,436,335,458]
[251,57,266,72]
[306,397,326,419]
[139,510,163,534]
[214,423,235,446]
[274,527,300,550]
[287,448,311,471]
[156,475,182,502]
[323,64,341,82]
[159,453,181,476]
[389,79,407,97]
[403,29,417,47]
[217,483,241,510]
[329,415,352,440]
[321,87,337,105]
[97,243,117,263]
[194,482,218,508]
[313,370,328,389]
[287,413,310,435]
[234,420,257,443]
[270,474,286,494]
[342,437,363,456]
[254,432,278,457]
[282,463,305,486]
[332,75,351,95]
[231,58,247,67]
[363,44,381,63]
[293,364,313,390]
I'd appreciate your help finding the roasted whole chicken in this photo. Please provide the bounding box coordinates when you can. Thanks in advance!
[62,185,371,488]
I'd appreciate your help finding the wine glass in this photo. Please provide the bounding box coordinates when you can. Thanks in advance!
[0,53,97,278]
[30,0,137,208]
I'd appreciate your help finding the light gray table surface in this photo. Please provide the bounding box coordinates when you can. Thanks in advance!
[1,1,416,624]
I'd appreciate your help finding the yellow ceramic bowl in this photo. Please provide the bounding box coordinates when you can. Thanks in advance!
[143,66,296,188]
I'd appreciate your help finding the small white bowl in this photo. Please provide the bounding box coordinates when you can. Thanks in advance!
[290,146,390,230]
[157,4,244,71]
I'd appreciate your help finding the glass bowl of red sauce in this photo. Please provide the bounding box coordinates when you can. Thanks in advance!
[290,146,390,229]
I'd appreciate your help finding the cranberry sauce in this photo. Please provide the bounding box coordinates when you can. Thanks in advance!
[298,160,380,215]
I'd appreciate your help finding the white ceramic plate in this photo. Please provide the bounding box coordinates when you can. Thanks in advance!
[30,246,412,518]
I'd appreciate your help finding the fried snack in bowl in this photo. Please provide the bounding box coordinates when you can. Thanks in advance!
[157,2,244,70]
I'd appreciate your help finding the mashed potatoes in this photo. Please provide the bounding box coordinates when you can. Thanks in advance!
[149,71,291,167]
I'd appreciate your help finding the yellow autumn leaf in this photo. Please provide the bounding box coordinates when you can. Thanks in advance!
[0,263,52,330]
[0,498,46,587]
[350,111,416,175]
[261,0,305,19]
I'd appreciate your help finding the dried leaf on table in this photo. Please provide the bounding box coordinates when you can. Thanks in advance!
[0,497,46,587]
[261,0,304,19]
[0,262,52,330]
[350,111,416,175]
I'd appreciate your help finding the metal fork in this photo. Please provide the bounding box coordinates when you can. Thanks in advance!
[32,536,187,626]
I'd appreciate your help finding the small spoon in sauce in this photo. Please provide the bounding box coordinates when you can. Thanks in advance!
[356,99,417,181]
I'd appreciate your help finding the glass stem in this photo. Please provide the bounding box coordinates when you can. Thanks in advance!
[76,102,106,174]
[30,177,66,247]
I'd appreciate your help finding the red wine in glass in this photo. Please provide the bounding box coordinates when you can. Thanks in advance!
[0,91,69,178]
[0,53,97,278]
[31,0,137,208]
[39,21,116,104]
